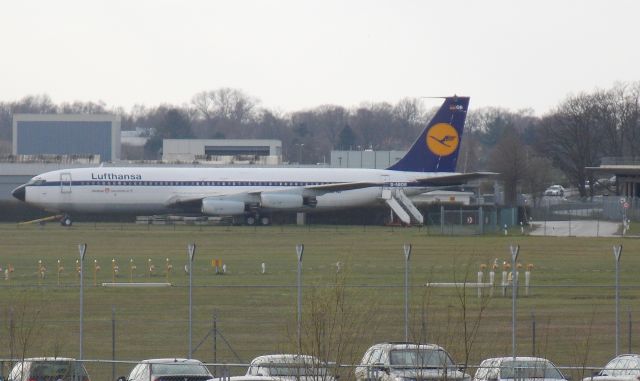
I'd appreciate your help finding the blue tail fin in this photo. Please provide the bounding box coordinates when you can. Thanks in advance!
[387,96,469,172]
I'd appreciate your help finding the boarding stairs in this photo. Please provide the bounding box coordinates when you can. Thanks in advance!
[381,188,424,225]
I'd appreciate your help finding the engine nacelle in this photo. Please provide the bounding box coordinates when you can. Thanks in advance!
[260,193,304,209]
[201,199,246,215]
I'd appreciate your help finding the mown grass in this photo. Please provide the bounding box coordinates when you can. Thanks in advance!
[0,223,638,380]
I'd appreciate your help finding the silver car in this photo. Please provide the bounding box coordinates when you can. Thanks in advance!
[246,354,335,381]
[583,354,640,381]
[8,357,90,381]
[123,358,213,381]
[473,357,566,381]
[355,342,470,381]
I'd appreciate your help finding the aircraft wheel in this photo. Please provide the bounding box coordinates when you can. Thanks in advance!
[245,216,256,226]
[60,216,73,227]
[260,216,271,226]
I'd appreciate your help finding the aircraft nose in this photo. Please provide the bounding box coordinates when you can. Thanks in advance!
[12,185,26,202]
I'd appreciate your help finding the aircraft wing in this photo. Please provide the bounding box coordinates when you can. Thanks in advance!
[165,173,495,210]
[413,172,498,186]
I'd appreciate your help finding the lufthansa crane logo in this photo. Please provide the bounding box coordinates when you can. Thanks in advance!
[426,123,459,156]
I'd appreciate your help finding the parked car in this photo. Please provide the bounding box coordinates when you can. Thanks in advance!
[473,356,566,381]
[354,342,470,381]
[122,358,213,381]
[8,357,90,381]
[213,377,278,381]
[246,354,335,381]
[544,185,565,197]
[583,354,640,381]
[213,377,277,381]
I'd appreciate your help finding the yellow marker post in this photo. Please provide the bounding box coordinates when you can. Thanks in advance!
[93,259,100,286]
[166,258,173,282]
[112,259,119,282]
[6,264,13,282]
[148,259,155,278]
[37,260,46,284]
[130,259,136,282]
[57,259,64,286]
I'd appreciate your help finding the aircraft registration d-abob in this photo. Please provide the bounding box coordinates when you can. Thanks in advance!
[12,96,493,226]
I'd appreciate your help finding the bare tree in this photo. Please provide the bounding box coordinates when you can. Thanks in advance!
[488,128,529,206]
[538,93,603,197]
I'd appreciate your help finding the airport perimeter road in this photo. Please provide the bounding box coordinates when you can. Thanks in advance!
[530,220,621,237]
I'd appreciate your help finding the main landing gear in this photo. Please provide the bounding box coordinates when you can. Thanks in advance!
[244,214,271,226]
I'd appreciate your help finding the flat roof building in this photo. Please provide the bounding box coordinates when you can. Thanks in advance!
[163,139,282,165]
[331,150,406,169]
[13,114,121,162]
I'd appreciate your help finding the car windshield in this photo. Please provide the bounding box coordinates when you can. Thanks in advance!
[499,360,563,379]
[389,349,454,368]
[30,361,88,380]
[260,363,328,377]
[151,363,211,376]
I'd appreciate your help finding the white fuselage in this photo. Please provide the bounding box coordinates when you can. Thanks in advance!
[22,167,442,215]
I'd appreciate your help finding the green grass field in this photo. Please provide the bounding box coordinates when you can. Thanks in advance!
[0,223,638,380]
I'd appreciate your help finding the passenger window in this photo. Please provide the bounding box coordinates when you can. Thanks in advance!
[361,350,374,365]
[140,364,150,380]
[475,361,491,380]
[605,359,620,376]
[369,349,383,364]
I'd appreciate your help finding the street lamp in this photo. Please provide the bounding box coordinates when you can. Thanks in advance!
[614,245,622,355]
[296,244,304,354]
[510,244,520,361]
[78,243,87,381]
[187,243,196,358]
[403,244,411,342]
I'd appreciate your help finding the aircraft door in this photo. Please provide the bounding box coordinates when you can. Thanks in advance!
[60,173,72,193]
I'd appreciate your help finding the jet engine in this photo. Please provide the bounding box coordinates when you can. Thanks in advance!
[260,193,304,209]
[201,198,246,215]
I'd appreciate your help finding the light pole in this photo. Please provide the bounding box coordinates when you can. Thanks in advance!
[296,244,304,354]
[78,243,87,381]
[510,244,520,361]
[403,244,412,342]
[188,243,196,359]
[614,245,622,355]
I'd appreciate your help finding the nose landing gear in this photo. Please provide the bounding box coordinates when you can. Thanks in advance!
[60,215,73,227]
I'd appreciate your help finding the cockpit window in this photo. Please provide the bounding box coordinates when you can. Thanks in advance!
[28,178,46,186]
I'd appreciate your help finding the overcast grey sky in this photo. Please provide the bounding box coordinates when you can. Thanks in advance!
[1,0,638,114]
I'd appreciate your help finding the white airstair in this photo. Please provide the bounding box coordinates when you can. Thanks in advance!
[381,189,424,225]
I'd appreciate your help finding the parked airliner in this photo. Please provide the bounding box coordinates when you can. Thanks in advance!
[12,96,491,226]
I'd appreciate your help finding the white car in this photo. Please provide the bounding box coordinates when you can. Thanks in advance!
[355,342,470,381]
[8,357,90,381]
[583,354,640,381]
[246,354,335,381]
[123,358,213,381]
[544,185,565,197]
[473,356,566,381]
